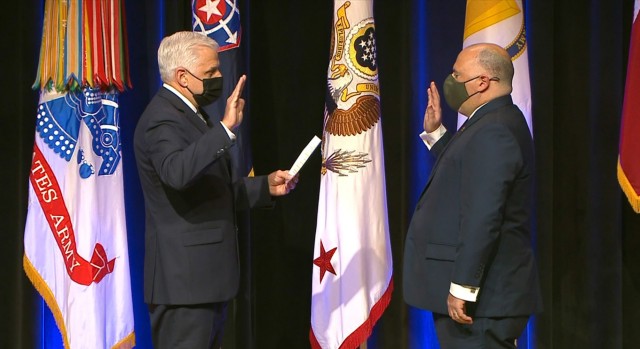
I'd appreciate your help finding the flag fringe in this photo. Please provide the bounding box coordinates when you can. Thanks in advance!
[23,254,72,349]
[617,159,640,213]
[310,277,394,349]
[112,331,136,349]
[23,255,136,349]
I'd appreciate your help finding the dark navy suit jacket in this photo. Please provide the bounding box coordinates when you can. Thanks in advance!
[134,87,272,305]
[403,95,542,317]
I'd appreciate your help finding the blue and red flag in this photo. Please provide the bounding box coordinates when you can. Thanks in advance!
[192,0,251,177]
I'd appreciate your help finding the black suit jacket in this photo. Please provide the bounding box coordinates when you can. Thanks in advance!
[134,87,273,305]
[403,95,542,317]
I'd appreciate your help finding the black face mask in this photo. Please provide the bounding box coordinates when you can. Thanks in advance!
[185,70,223,106]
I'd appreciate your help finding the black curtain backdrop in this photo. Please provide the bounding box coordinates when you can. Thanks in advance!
[3,1,640,348]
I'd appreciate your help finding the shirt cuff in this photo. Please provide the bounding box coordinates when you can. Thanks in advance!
[419,124,447,150]
[220,121,236,141]
[449,282,480,302]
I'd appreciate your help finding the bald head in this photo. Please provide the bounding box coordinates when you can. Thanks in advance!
[449,43,515,115]
[465,43,514,87]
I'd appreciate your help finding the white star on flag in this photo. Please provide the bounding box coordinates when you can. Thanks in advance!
[199,0,222,22]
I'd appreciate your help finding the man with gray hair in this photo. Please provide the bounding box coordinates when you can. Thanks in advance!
[134,31,298,348]
[403,43,542,348]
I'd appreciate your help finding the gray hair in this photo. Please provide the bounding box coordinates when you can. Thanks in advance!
[157,31,219,83]
[476,46,514,86]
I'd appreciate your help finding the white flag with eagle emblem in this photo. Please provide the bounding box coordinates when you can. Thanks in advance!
[457,0,532,133]
[310,1,393,348]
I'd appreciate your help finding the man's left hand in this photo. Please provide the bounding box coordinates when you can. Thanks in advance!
[268,170,298,196]
[447,293,473,324]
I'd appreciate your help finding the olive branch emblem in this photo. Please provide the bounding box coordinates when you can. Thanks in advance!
[322,149,371,176]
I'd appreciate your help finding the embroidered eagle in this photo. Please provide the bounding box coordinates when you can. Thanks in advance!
[324,79,380,137]
[325,95,380,136]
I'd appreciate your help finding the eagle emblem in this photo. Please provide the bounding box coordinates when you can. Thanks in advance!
[325,14,380,137]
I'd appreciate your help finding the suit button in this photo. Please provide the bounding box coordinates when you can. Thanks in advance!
[475,265,484,279]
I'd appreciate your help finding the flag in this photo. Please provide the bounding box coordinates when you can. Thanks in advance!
[33,0,131,92]
[192,0,251,177]
[192,1,256,348]
[310,1,393,348]
[24,1,135,348]
[23,88,135,349]
[618,0,640,213]
[457,0,532,133]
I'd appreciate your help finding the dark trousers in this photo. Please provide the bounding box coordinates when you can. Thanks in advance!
[433,313,530,349]
[149,302,228,349]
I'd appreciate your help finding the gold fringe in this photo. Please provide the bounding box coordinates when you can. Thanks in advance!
[23,255,137,349]
[23,255,71,349]
[617,158,640,213]
[112,331,136,349]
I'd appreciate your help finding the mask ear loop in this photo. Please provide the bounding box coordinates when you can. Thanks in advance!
[184,69,204,82]
[176,68,191,89]
[473,75,500,95]
[180,68,201,102]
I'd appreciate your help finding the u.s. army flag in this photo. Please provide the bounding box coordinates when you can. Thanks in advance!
[23,88,135,349]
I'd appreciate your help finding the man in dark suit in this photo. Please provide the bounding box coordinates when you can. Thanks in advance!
[403,43,542,348]
[134,31,297,349]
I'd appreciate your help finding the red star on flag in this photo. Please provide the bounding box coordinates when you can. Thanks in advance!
[313,240,337,283]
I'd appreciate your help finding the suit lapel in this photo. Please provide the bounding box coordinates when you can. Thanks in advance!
[419,95,514,199]
[158,87,233,179]
[186,109,210,134]
[158,87,210,134]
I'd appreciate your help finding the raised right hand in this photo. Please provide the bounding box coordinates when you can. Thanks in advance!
[221,75,247,131]
[423,81,442,133]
